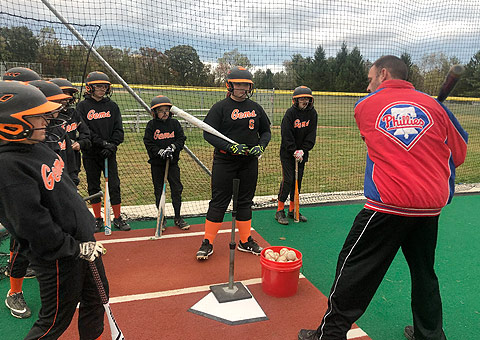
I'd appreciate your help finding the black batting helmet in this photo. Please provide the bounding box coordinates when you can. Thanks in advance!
[85,71,112,95]
[50,78,79,105]
[29,80,72,102]
[150,95,172,118]
[226,66,254,98]
[3,67,41,82]
[292,86,314,110]
[0,81,61,141]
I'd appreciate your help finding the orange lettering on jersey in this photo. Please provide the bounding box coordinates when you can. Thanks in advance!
[294,119,310,128]
[231,109,257,120]
[153,130,175,140]
[65,122,78,132]
[41,157,65,190]
[58,140,66,150]
[86,109,111,120]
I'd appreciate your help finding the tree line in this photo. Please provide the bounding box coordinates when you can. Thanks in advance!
[1,26,479,97]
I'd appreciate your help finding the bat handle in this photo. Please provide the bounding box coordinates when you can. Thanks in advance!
[88,261,109,305]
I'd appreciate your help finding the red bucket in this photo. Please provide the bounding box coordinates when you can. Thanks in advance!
[260,246,302,297]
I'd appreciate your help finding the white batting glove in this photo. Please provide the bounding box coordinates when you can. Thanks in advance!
[79,241,106,262]
[293,150,304,162]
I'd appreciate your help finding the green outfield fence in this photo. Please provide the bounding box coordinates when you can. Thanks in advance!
[2,0,480,220]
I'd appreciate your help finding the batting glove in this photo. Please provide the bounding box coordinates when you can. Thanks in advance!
[248,145,264,157]
[103,142,117,153]
[228,143,249,155]
[79,241,106,262]
[293,149,304,162]
[160,145,175,159]
[100,148,113,159]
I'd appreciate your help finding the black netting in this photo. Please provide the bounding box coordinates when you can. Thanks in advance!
[2,1,479,219]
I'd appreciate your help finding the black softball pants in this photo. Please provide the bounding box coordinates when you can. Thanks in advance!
[206,154,258,222]
[24,256,108,340]
[83,154,121,205]
[277,156,305,203]
[151,161,183,218]
[317,209,445,340]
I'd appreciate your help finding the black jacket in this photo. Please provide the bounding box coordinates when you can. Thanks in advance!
[0,143,96,263]
[279,105,318,162]
[76,96,124,158]
[143,116,186,165]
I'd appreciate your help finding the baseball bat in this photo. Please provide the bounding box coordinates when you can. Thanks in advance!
[88,261,126,340]
[170,106,237,145]
[294,160,300,223]
[154,159,170,239]
[437,64,465,103]
[104,158,112,236]
[83,191,104,202]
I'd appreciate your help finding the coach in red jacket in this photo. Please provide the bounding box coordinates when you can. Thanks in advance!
[298,55,467,340]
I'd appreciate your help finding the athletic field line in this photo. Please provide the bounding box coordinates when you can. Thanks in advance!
[100,228,243,244]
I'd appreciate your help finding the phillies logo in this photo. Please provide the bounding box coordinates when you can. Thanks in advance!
[231,109,256,120]
[375,102,434,150]
[86,109,111,120]
[154,130,174,140]
[41,157,65,190]
[294,119,310,128]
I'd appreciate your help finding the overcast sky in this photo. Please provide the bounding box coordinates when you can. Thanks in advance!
[3,0,480,71]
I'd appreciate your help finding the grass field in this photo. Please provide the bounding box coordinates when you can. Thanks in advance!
[76,88,480,216]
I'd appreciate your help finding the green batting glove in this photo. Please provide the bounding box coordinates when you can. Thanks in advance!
[228,143,249,155]
[248,145,264,156]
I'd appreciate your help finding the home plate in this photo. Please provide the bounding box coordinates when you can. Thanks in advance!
[188,285,268,325]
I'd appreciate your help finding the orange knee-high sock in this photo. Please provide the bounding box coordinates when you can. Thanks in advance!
[277,201,285,212]
[91,202,102,218]
[237,220,251,243]
[9,277,24,295]
[289,201,294,212]
[112,204,121,219]
[204,220,222,244]
[95,335,102,340]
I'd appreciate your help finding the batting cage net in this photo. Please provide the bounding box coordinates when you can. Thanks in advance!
[2,0,480,220]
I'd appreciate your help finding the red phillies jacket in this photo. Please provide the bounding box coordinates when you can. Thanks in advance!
[354,79,468,216]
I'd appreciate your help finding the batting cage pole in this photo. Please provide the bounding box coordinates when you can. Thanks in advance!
[41,0,212,175]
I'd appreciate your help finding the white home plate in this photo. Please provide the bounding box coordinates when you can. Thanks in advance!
[188,286,268,325]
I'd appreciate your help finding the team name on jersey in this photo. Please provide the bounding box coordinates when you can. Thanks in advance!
[41,157,65,190]
[154,130,175,140]
[57,140,66,151]
[231,109,256,120]
[65,122,78,132]
[86,109,111,120]
[294,119,310,128]
[375,102,433,151]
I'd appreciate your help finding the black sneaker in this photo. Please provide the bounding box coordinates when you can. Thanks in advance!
[298,329,319,340]
[95,218,104,233]
[174,217,190,230]
[5,291,31,319]
[404,326,414,340]
[196,239,213,260]
[237,236,263,255]
[113,216,131,231]
[287,211,308,222]
[24,265,35,279]
[275,210,289,225]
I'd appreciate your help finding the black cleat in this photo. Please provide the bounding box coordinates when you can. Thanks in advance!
[95,218,104,233]
[404,325,414,340]
[113,216,131,231]
[5,291,31,319]
[288,211,308,222]
[196,239,213,260]
[275,210,289,225]
[298,329,319,340]
[174,217,190,230]
[237,236,263,255]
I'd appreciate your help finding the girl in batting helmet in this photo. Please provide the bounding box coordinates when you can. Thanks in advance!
[292,86,314,110]
[2,67,41,82]
[84,71,112,97]
[226,66,255,99]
